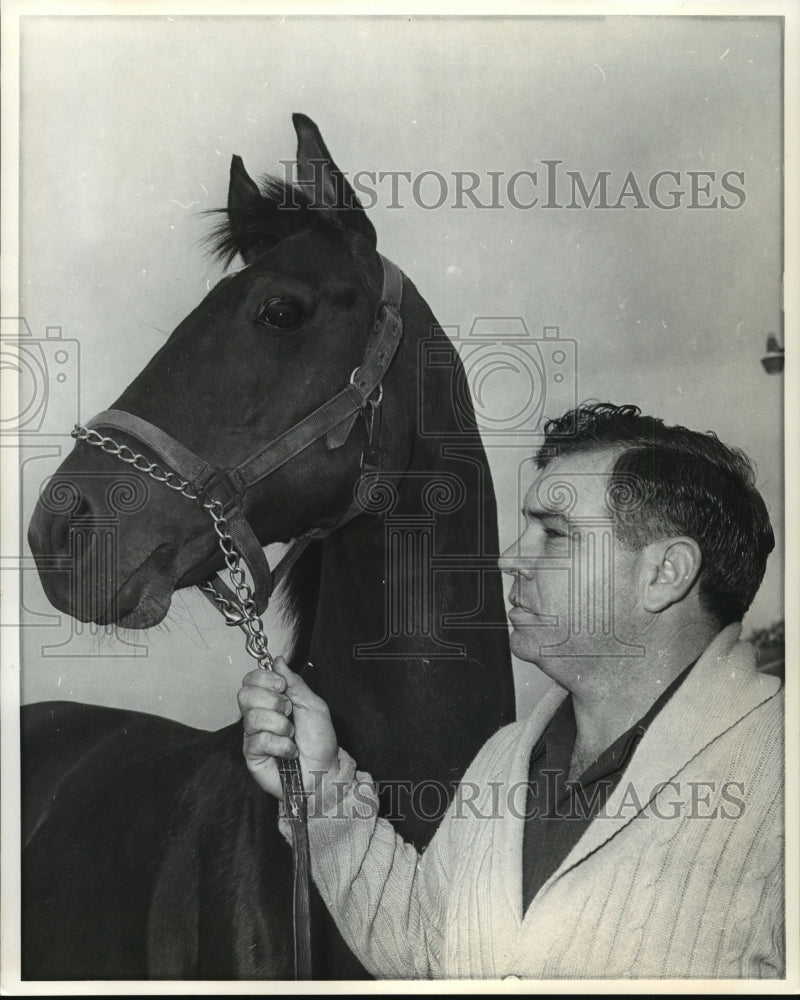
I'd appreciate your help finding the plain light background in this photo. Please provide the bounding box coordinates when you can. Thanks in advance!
[16,14,784,729]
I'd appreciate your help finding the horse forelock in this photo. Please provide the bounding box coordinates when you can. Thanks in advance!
[205,174,313,267]
[205,173,377,284]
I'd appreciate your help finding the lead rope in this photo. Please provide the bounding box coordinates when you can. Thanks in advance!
[199,508,312,981]
[69,424,313,980]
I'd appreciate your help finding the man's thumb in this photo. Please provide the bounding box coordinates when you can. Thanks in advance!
[272,657,326,713]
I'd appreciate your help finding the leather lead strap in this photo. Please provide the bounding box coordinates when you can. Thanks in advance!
[276,756,312,979]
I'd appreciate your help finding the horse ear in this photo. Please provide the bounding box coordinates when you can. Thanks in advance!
[228,155,261,214]
[226,155,270,264]
[292,113,377,247]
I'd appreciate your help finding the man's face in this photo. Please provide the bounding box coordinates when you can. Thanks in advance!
[499,448,646,679]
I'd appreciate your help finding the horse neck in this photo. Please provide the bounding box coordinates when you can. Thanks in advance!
[301,279,515,845]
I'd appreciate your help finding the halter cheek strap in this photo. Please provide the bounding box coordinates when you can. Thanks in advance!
[80,254,404,615]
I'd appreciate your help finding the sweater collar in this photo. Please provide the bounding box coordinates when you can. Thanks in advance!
[502,623,782,923]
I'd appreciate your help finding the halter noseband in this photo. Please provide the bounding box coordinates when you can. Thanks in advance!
[75,254,404,616]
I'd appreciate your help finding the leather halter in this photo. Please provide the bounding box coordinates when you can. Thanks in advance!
[84,254,404,615]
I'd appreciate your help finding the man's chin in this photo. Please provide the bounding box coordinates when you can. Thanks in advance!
[509,627,543,662]
[509,627,570,669]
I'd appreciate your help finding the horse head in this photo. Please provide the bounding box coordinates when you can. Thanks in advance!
[28,115,416,630]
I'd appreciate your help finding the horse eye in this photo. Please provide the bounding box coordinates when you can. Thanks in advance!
[256,297,304,330]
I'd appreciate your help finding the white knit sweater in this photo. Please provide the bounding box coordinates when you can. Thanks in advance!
[294,625,784,979]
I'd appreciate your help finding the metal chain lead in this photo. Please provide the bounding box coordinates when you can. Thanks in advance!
[203,505,273,666]
[70,423,314,826]
[71,424,273,667]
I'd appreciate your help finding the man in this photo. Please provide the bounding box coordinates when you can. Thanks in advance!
[238,402,784,979]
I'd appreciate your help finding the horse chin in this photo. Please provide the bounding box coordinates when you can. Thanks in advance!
[116,595,172,629]
[171,536,295,593]
[173,558,223,592]
[99,557,176,629]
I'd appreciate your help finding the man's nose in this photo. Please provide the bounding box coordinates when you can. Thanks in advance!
[498,539,535,577]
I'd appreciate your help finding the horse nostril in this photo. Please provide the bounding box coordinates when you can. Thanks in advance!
[39,491,96,553]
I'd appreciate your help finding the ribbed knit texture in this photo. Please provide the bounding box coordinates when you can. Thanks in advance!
[284,625,784,979]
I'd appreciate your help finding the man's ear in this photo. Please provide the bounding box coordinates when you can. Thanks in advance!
[641,537,703,613]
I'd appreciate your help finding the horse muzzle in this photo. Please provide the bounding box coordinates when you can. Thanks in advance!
[27,470,193,628]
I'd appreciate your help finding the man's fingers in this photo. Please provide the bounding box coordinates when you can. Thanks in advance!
[239,656,339,797]
[242,706,294,739]
[241,667,286,692]
[273,657,330,714]
[239,656,328,714]
[240,658,328,717]
[243,729,298,760]
[237,684,292,717]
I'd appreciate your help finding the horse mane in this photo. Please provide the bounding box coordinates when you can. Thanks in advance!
[277,539,323,674]
[205,175,313,267]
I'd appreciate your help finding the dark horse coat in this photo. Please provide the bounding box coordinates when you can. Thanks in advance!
[23,115,515,979]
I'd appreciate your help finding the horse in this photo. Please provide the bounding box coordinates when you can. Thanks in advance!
[23,113,515,980]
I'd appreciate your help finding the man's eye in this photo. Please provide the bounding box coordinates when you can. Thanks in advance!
[256,297,304,330]
[543,528,571,550]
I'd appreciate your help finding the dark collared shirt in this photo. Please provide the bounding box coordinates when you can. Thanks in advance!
[521,663,694,913]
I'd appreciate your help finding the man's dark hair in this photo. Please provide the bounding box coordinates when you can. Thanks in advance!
[537,402,775,627]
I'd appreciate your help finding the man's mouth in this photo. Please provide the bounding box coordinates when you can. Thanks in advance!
[508,592,537,615]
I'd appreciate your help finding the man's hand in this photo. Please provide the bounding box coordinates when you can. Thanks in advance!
[237,656,339,800]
